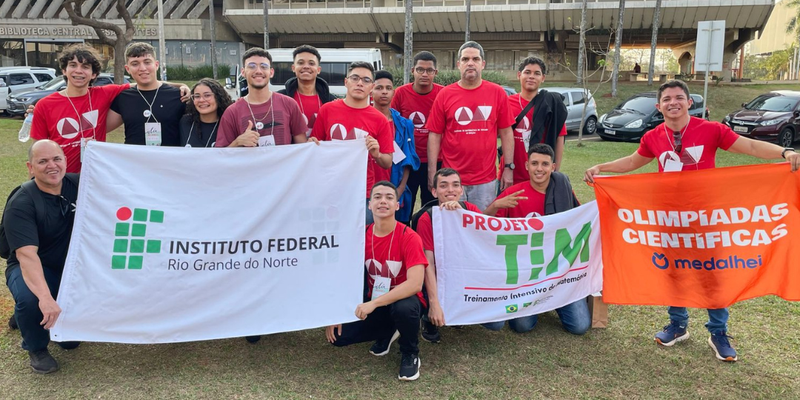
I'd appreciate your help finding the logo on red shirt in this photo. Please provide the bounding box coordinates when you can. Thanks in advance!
[330,123,369,140]
[57,110,98,139]
[410,111,426,128]
[455,106,492,126]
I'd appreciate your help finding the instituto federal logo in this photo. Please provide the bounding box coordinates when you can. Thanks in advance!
[410,111,426,128]
[112,207,164,270]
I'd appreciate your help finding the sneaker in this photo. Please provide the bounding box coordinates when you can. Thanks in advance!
[421,319,441,344]
[369,330,400,356]
[398,353,420,381]
[8,315,17,330]
[245,335,261,344]
[654,320,689,346]
[28,349,59,374]
[708,331,738,362]
[55,341,81,350]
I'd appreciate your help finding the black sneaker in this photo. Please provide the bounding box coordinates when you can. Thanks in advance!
[28,349,59,374]
[421,319,441,344]
[55,341,81,350]
[398,353,420,381]
[245,335,261,344]
[369,330,400,356]
[8,315,17,330]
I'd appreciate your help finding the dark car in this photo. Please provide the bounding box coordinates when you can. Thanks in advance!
[722,91,800,147]
[597,92,709,142]
[6,73,129,116]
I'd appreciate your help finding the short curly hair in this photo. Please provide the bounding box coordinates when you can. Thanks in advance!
[58,43,102,85]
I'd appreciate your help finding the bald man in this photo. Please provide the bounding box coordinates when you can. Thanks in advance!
[3,140,80,374]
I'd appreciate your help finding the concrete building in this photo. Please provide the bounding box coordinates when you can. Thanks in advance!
[748,0,796,55]
[0,0,777,81]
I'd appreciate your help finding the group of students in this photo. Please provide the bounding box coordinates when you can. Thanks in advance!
[5,39,800,379]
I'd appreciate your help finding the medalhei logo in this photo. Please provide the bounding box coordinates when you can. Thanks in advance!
[111,207,164,270]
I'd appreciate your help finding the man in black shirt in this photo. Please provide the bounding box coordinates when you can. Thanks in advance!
[4,140,80,374]
[108,42,188,146]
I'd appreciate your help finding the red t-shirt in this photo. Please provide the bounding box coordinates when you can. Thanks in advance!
[215,93,307,147]
[415,202,482,251]
[294,92,322,137]
[501,94,568,184]
[494,181,546,218]
[31,84,130,173]
[311,100,394,198]
[391,83,444,163]
[637,117,740,172]
[425,81,514,186]
[365,222,429,303]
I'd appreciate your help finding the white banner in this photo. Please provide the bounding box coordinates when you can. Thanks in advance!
[433,204,603,325]
[51,141,367,344]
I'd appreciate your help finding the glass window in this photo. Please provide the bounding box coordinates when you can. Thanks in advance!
[571,91,585,105]
[9,73,34,85]
[744,95,800,112]
[270,62,295,86]
[619,96,658,113]
[320,62,349,86]
[34,73,53,83]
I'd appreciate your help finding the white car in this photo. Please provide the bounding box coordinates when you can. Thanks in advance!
[541,87,598,135]
[0,67,57,115]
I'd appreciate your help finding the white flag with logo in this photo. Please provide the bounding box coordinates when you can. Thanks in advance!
[51,141,367,343]
[433,205,603,325]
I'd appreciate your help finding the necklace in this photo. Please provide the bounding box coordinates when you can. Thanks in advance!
[137,84,161,122]
[371,222,397,278]
[294,91,321,118]
[664,116,691,153]
[245,94,274,131]
[186,120,219,148]
[64,89,96,141]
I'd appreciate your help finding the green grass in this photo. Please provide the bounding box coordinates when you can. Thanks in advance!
[1,91,799,399]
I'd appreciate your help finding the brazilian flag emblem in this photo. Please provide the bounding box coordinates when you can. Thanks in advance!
[505,304,519,313]
[523,302,532,308]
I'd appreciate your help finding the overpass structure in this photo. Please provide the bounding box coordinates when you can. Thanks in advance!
[223,0,776,80]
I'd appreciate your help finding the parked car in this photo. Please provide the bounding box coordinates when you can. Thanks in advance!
[502,85,517,96]
[722,90,800,147]
[542,87,597,135]
[0,67,57,115]
[597,92,709,141]
[6,74,128,116]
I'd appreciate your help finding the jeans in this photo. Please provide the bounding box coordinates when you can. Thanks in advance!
[407,161,441,211]
[6,266,61,352]
[331,295,421,355]
[460,180,498,211]
[667,306,729,333]
[482,299,591,335]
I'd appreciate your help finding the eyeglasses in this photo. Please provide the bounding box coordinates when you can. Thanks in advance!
[191,93,214,101]
[347,75,373,84]
[245,62,271,71]
[673,131,682,153]
[414,67,436,75]
[59,195,74,217]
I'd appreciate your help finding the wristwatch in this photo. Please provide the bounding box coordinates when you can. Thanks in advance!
[782,148,795,159]
[504,163,515,170]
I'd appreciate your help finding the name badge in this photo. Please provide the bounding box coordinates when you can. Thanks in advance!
[258,135,276,147]
[80,137,88,162]
[371,276,391,301]
[522,130,532,150]
[392,141,406,164]
[145,122,162,146]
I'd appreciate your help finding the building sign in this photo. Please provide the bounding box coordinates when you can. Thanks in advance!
[0,25,158,39]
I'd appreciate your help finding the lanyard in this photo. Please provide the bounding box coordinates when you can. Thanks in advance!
[137,85,161,123]
[64,89,96,140]
[371,222,397,278]
[186,120,219,148]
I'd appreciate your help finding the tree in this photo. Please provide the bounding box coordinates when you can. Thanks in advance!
[786,0,800,36]
[465,0,472,42]
[264,0,270,49]
[577,0,588,84]
[647,0,662,86]
[403,0,413,84]
[63,0,135,84]
[611,0,625,97]
[210,0,218,79]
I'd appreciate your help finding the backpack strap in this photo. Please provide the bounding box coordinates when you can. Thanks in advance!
[410,199,440,231]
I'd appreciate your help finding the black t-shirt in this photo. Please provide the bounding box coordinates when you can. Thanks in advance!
[110,84,186,146]
[178,114,220,148]
[4,174,80,278]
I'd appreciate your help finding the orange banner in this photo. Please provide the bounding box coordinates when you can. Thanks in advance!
[593,163,800,308]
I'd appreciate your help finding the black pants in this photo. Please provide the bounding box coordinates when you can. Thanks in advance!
[407,161,442,212]
[332,295,421,355]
